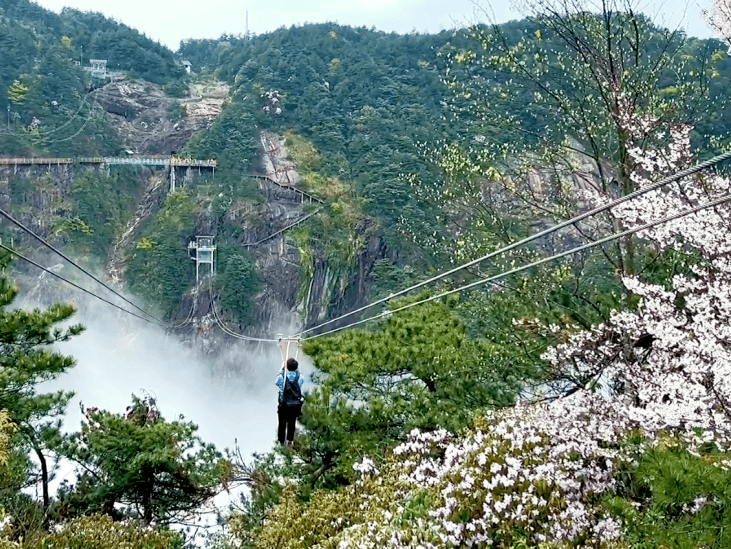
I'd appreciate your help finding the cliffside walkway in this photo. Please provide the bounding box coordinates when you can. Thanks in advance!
[250,172,323,204]
[0,156,216,190]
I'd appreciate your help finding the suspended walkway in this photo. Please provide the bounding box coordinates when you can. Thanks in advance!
[0,156,216,190]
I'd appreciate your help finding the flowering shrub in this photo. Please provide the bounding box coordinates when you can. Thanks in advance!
[33,515,182,549]
[261,90,283,115]
[247,395,636,548]
[244,116,731,547]
[710,0,731,48]
[538,110,731,543]
[389,401,629,548]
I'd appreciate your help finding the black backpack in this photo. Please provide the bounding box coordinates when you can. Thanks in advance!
[281,371,303,408]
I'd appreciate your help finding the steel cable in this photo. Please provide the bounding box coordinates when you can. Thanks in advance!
[295,149,731,338]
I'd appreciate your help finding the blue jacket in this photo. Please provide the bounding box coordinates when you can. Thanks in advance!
[276,370,304,403]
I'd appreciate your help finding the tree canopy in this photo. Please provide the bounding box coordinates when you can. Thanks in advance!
[57,395,230,526]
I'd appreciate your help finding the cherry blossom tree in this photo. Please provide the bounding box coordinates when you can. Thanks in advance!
[709,0,731,47]
[544,111,731,440]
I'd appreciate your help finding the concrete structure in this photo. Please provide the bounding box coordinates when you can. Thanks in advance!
[188,236,216,285]
[89,59,107,79]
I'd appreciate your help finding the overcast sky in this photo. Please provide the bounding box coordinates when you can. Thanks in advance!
[32,0,718,50]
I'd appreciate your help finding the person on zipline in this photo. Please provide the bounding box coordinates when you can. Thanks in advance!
[276,356,304,448]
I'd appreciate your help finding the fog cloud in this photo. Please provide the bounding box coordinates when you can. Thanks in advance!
[30,282,311,519]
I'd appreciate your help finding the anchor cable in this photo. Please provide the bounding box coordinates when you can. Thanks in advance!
[295,149,731,338]
[302,191,731,340]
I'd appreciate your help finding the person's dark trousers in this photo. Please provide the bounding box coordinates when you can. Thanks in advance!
[277,404,301,444]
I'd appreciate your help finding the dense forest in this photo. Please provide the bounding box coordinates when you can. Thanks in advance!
[2,0,731,547]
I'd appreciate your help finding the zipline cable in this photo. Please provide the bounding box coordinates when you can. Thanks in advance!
[167,292,197,329]
[301,191,731,340]
[0,243,167,326]
[0,206,166,324]
[43,92,101,145]
[208,276,279,342]
[295,149,731,338]
[1,92,92,138]
[244,207,324,249]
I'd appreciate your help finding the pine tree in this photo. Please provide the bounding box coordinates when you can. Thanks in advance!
[0,251,84,511]
[57,395,230,526]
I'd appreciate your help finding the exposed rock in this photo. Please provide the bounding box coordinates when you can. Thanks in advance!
[181,81,230,119]
[3,81,383,350]
[107,171,169,284]
[93,78,229,155]
[259,130,300,186]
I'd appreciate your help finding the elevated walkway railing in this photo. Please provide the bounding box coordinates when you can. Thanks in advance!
[251,172,324,204]
[0,156,217,168]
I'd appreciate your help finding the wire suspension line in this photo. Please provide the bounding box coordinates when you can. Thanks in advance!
[208,276,280,342]
[3,150,730,342]
[0,243,167,326]
[295,149,731,338]
[303,192,731,340]
[0,206,165,324]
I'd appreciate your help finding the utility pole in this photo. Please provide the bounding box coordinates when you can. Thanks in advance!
[6,105,9,130]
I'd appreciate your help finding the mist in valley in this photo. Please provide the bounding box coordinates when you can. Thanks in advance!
[21,278,312,513]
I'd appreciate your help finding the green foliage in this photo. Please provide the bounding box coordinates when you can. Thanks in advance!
[183,101,259,182]
[446,12,721,168]
[68,169,140,257]
[0,0,180,157]
[298,295,527,487]
[176,39,226,71]
[0,410,13,467]
[369,259,422,301]
[245,482,360,549]
[216,250,262,327]
[224,451,299,548]
[126,190,198,318]
[7,178,35,205]
[57,395,230,526]
[240,413,593,549]
[0,250,84,537]
[433,5,731,306]
[187,24,452,258]
[166,101,184,122]
[0,249,83,438]
[0,446,48,544]
[283,131,348,200]
[6,80,29,106]
[607,438,731,549]
[451,251,625,395]
[274,131,373,312]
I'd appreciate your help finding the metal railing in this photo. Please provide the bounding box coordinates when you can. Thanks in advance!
[0,156,217,168]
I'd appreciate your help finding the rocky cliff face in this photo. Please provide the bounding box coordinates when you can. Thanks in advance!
[93,79,229,155]
[0,79,383,350]
[218,131,385,338]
